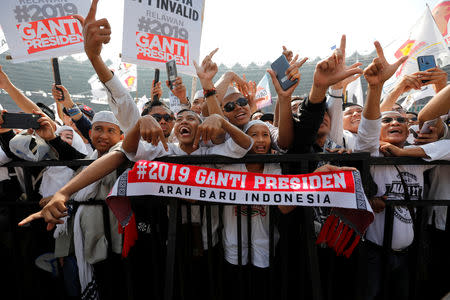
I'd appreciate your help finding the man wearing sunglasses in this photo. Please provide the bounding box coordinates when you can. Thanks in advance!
[141,101,175,139]
[354,41,439,300]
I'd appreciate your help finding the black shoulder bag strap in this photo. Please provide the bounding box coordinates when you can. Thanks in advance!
[394,165,416,225]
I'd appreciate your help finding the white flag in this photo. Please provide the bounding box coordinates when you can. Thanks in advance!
[384,6,450,93]
[136,95,149,114]
[116,62,137,92]
[0,26,8,55]
[88,73,108,105]
[346,76,364,106]
[401,85,436,112]
[255,73,272,110]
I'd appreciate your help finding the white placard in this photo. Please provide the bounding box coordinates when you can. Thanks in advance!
[121,0,204,76]
[0,0,91,63]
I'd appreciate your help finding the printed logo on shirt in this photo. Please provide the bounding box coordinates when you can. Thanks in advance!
[137,222,152,234]
[384,172,422,201]
[385,171,422,224]
[234,205,267,217]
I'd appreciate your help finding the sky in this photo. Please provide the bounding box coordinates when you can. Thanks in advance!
[78,0,441,67]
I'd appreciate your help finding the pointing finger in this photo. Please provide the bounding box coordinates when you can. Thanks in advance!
[86,0,99,23]
[374,41,386,61]
[193,127,202,149]
[393,55,409,70]
[340,34,346,58]
[208,48,219,59]
[18,211,43,226]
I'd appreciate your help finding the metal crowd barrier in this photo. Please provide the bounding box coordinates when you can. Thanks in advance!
[1,153,449,300]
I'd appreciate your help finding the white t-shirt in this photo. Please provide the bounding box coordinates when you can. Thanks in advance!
[420,136,450,231]
[355,116,434,250]
[221,163,281,268]
[343,130,357,150]
[125,138,252,162]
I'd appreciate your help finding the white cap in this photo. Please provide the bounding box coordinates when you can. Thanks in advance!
[55,125,88,155]
[243,120,269,133]
[9,131,55,162]
[381,111,403,117]
[92,111,121,129]
[223,86,241,100]
[194,90,204,100]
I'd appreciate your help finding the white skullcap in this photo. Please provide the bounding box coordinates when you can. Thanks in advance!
[243,120,269,133]
[381,111,402,117]
[92,111,120,128]
[223,86,241,100]
[194,90,204,100]
[55,125,88,155]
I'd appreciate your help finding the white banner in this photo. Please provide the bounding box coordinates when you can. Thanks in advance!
[116,62,137,92]
[0,0,90,63]
[384,6,450,93]
[121,0,204,76]
[0,26,9,55]
[346,76,364,106]
[401,85,436,111]
[255,73,272,110]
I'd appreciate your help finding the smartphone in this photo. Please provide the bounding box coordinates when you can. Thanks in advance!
[2,112,40,129]
[420,118,439,134]
[152,68,160,102]
[409,127,418,139]
[417,55,436,83]
[166,60,177,90]
[271,55,297,91]
[51,57,64,101]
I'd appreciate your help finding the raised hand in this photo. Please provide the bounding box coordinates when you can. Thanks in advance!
[52,84,75,107]
[193,48,219,89]
[282,46,293,63]
[34,110,57,141]
[0,65,12,90]
[396,74,423,93]
[363,41,409,87]
[167,77,187,102]
[151,81,163,100]
[313,35,363,90]
[416,66,448,93]
[268,55,308,99]
[73,0,111,59]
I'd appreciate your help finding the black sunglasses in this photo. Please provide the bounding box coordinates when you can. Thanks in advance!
[381,117,407,124]
[152,113,174,122]
[408,117,418,122]
[223,98,248,112]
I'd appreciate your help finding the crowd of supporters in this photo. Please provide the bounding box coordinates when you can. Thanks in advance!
[0,2,449,300]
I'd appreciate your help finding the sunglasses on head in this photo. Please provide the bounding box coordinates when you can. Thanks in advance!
[223,98,248,112]
[381,116,407,124]
[152,113,174,122]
